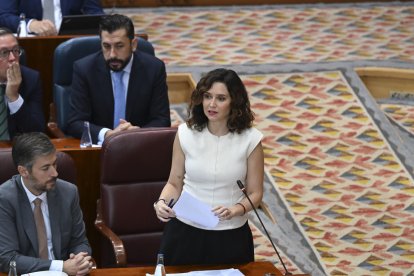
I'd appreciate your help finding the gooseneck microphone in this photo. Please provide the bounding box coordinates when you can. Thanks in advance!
[237,180,292,276]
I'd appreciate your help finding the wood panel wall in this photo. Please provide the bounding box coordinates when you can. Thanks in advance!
[101,0,410,8]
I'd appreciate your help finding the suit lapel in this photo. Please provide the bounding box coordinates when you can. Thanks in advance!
[59,0,67,15]
[97,56,115,122]
[47,188,61,260]
[33,0,43,18]
[16,177,39,257]
[126,52,143,120]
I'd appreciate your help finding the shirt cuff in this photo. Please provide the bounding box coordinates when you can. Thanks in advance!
[49,260,63,271]
[27,19,35,33]
[6,94,23,114]
[98,128,110,145]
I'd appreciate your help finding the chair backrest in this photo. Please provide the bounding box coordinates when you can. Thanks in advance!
[99,127,177,266]
[53,35,155,132]
[0,149,77,185]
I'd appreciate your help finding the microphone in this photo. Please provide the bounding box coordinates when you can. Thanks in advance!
[237,180,292,276]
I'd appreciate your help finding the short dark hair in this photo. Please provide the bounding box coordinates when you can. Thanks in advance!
[12,132,56,171]
[187,68,255,134]
[99,14,135,40]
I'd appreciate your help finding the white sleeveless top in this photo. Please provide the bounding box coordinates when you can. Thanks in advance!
[177,123,263,230]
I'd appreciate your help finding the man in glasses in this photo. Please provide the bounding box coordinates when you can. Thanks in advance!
[0,27,45,140]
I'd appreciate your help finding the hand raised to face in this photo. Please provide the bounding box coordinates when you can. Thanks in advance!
[5,62,21,101]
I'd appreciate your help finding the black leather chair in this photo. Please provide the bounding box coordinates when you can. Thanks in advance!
[49,36,155,137]
[95,127,177,267]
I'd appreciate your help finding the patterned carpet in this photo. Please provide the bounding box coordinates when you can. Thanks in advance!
[116,2,414,275]
[126,3,414,66]
[380,102,414,137]
[244,69,414,275]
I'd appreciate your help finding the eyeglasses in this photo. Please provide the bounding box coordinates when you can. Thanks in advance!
[0,47,23,59]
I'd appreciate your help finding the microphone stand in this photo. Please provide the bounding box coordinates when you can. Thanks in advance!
[237,180,292,276]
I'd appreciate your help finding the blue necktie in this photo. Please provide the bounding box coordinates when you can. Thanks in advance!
[113,71,126,128]
[0,84,9,140]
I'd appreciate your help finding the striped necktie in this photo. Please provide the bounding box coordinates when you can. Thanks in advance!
[0,84,9,140]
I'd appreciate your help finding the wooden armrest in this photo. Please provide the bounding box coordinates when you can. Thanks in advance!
[47,103,66,138]
[259,201,277,224]
[94,199,127,267]
[47,122,66,138]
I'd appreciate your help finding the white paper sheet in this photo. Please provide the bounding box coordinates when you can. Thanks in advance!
[172,191,219,229]
[22,272,68,276]
[146,268,244,276]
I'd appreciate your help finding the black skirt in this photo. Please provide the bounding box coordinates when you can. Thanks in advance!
[159,218,254,266]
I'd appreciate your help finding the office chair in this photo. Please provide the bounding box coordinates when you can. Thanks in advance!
[50,35,155,138]
[95,127,177,267]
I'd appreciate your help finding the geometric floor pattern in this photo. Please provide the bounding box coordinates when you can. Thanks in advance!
[380,103,414,137]
[127,3,414,66]
[244,71,414,275]
[251,223,303,274]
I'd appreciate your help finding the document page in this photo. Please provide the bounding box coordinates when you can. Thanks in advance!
[172,191,219,228]
[146,268,244,276]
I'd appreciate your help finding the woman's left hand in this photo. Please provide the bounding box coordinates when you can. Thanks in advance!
[212,206,235,221]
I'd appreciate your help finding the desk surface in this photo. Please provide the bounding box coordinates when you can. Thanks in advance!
[89,261,288,276]
[0,261,309,276]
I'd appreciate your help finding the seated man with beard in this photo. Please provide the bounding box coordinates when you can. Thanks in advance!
[66,14,170,144]
[0,132,92,275]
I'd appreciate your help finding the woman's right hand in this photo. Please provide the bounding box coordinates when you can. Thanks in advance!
[154,199,176,222]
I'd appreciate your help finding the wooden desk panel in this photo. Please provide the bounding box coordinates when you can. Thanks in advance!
[90,261,285,275]
[0,261,312,276]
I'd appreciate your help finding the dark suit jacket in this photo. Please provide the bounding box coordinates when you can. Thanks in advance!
[0,175,91,274]
[8,65,45,138]
[0,0,103,33]
[67,51,171,144]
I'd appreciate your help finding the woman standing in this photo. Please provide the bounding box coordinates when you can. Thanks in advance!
[154,68,264,265]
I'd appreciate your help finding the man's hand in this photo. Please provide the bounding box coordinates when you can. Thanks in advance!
[63,252,93,276]
[5,62,21,102]
[104,119,139,139]
[29,19,57,36]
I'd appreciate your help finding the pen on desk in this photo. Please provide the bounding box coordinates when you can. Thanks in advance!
[168,198,174,208]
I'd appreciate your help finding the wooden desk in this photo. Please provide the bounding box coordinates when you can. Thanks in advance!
[0,138,101,262]
[0,261,310,276]
[90,261,288,276]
